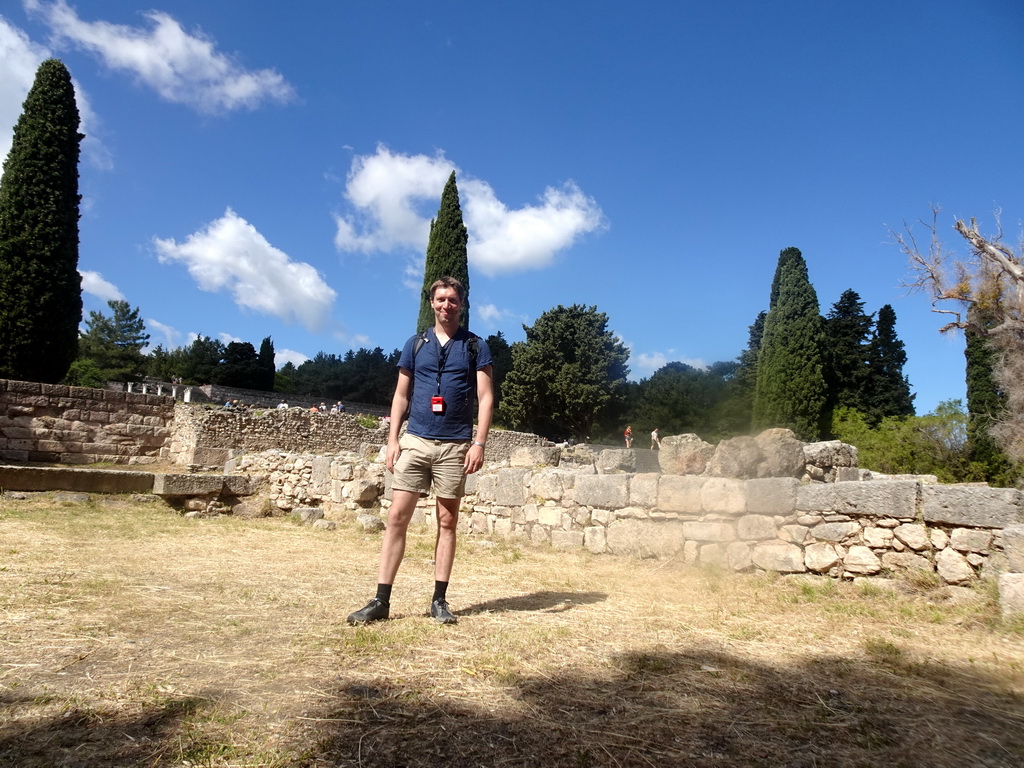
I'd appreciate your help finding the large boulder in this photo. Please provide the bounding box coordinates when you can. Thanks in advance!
[658,434,714,475]
[754,429,806,478]
[705,435,761,479]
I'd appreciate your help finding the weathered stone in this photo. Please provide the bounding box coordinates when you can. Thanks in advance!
[701,477,745,514]
[727,541,752,570]
[584,525,607,554]
[575,474,629,509]
[529,525,549,544]
[493,468,532,506]
[550,530,584,549]
[356,513,385,532]
[881,551,932,573]
[629,473,659,508]
[658,433,714,475]
[596,449,636,474]
[682,521,736,542]
[312,519,337,531]
[737,514,776,540]
[344,479,379,504]
[231,496,270,518]
[695,543,724,566]
[606,518,685,558]
[530,470,565,502]
[949,528,993,554]
[752,541,806,573]
[293,507,323,524]
[510,445,561,468]
[153,473,224,496]
[657,475,704,514]
[471,512,490,534]
[998,573,1024,616]
[753,429,805,478]
[779,524,809,545]
[804,543,840,572]
[706,435,761,479]
[922,485,1023,529]
[811,521,860,543]
[796,480,919,518]
[744,477,800,515]
[803,440,858,469]
[862,527,894,548]
[843,545,881,574]
[936,547,975,584]
[894,523,930,551]
[1000,525,1024,572]
[538,506,567,527]
[682,540,699,564]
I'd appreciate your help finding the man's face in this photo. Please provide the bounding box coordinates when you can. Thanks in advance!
[431,287,461,323]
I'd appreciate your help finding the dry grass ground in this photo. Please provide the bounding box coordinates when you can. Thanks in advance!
[1,493,1023,768]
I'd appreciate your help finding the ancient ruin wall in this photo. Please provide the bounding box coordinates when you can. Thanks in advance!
[166,403,551,466]
[0,378,173,465]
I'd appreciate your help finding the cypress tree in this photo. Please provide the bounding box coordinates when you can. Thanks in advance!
[417,171,470,333]
[863,304,915,424]
[752,247,827,440]
[823,289,873,416]
[0,59,83,383]
[963,308,1014,483]
[257,336,276,391]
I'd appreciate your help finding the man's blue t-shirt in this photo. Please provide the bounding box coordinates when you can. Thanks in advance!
[398,327,492,441]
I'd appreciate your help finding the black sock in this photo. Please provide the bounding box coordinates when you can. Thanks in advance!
[375,583,392,605]
[432,581,448,603]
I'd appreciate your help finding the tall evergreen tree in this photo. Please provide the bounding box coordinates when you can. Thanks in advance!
[0,59,83,383]
[752,247,827,440]
[863,304,915,424]
[417,171,470,332]
[256,336,276,391]
[823,289,873,417]
[74,300,149,383]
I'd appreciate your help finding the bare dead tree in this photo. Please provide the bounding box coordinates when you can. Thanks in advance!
[892,206,1024,462]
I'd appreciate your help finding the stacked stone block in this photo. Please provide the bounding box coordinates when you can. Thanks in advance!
[0,379,173,464]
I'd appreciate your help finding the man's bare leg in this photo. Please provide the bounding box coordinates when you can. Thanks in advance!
[433,496,461,581]
[377,489,420,585]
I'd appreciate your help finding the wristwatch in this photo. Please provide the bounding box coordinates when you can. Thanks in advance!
[472,441,486,448]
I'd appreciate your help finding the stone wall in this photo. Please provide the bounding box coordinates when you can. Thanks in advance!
[216,439,1022,595]
[0,378,173,465]
[165,403,551,466]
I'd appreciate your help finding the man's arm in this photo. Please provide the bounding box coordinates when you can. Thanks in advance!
[465,365,494,474]
[385,368,412,473]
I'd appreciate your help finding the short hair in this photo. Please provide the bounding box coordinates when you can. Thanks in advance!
[429,276,466,302]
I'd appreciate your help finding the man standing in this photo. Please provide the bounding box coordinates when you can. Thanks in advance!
[347,277,493,625]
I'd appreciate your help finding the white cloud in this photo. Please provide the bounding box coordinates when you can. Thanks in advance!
[630,351,708,380]
[153,207,337,332]
[145,318,180,349]
[275,347,309,368]
[0,17,48,164]
[79,269,123,301]
[333,145,605,275]
[218,332,243,345]
[25,0,295,113]
[475,302,527,329]
[0,16,110,174]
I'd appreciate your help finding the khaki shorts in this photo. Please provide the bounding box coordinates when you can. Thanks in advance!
[392,433,470,498]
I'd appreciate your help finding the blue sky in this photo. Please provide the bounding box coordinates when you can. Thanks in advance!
[2,1,1023,414]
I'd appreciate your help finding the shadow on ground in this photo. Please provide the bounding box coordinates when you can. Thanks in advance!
[0,691,212,767]
[298,644,1024,768]
[460,590,608,614]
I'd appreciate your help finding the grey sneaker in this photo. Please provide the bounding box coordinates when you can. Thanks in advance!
[430,599,457,625]
[347,598,389,625]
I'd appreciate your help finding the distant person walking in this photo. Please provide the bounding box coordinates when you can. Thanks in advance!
[624,425,633,448]
[651,428,661,450]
